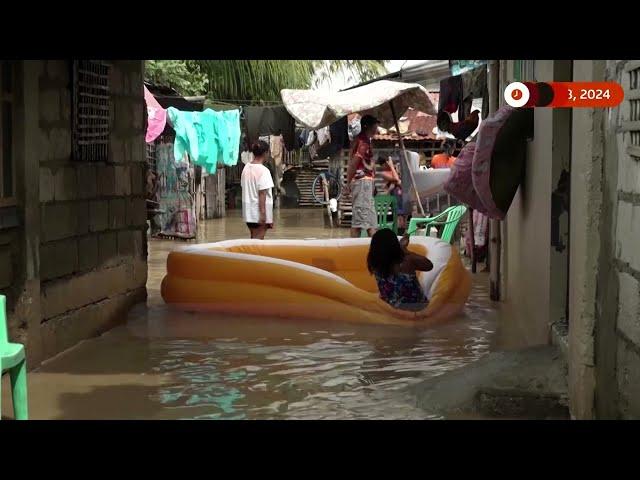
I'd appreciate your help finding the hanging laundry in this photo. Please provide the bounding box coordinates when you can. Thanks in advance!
[270,135,284,164]
[219,109,241,167]
[438,75,463,115]
[241,151,254,165]
[465,210,489,261]
[460,66,489,121]
[166,107,240,175]
[305,130,316,147]
[155,144,196,239]
[270,134,286,195]
[244,105,297,150]
[144,86,167,143]
[316,126,331,146]
[317,117,349,158]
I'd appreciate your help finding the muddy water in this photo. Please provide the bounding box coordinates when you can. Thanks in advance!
[3,209,504,420]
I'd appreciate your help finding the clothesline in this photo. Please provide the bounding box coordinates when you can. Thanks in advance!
[208,98,284,106]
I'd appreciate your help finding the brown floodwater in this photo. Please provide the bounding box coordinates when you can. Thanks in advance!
[3,208,510,420]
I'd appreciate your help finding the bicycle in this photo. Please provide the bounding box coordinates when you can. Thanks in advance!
[311,168,343,205]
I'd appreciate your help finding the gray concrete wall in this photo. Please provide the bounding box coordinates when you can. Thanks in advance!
[502,60,555,346]
[568,60,640,419]
[2,60,147,367]
[607,60,640,419]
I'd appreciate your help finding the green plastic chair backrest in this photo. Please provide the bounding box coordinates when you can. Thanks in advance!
[0,294,7,344]
[440,205,467,243]
[374,194,398,234]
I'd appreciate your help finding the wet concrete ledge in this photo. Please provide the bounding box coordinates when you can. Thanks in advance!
[414,346,569,419]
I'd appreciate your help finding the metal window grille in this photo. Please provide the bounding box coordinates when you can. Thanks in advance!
[72,60,111,162]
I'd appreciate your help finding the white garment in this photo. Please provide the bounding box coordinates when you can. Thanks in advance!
[241,163,274,224]
[241,151,254,165]
[316,127,331,146]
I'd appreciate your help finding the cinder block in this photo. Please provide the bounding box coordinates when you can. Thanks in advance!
[40,287,146,361]
[97,165,116,196]
[617,339,640,419]
[109,198,126,229]
[46,60,70,84]
[39,88,60,125]
[114,165,131,195]
[616,202,640,271]
[109,67,124,95]
[110,136,125,164]
[40,167,54,203]
[618,157,640,195]
[130,163,145,195]
[78,235,99,272]
[53,167,77,201]
[49,127,72,161]
[41,263,131,320]
[40,238,78,280]
[77,164,98,199]
[0,247,12,288]
[76,201,89,235]
[89,200,109,232]
[41,203,78,242]
[133,229,145,259]
[129,258,148,290]
[128,67,143,96]
[126,197,147,227]
[132,101,144,130]
[98,231,117,265]
[618,271,640,346]
[117,230,134,256]
[130,139,145,164]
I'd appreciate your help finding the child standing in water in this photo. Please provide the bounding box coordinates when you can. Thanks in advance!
[367,229,433,311]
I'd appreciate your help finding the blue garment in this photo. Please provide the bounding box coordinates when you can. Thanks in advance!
[374,271,427,311]
[166,107,241,174]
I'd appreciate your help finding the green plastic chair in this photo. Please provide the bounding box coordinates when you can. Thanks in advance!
[407,205,468,244]
[360,194,398,237]
[0,295,28,420]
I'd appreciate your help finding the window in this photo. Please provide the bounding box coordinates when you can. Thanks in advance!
[0,60,15,205]
[72,60,111,162]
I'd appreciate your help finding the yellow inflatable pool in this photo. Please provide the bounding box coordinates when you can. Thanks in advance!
[161,237,471,326]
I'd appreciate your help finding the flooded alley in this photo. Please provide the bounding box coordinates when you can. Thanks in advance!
[3,209,505,420]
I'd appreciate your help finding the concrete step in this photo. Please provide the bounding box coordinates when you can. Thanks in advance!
[414,346,569,419]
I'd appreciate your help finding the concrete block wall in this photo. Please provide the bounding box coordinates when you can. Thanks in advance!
[33,60,147,362]
[611,61,640,419]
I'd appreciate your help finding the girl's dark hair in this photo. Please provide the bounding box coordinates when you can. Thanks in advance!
[251,140,270,157]
[367,228,405,278]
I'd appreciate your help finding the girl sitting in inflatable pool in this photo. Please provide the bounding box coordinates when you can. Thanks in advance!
[367,229,434,312]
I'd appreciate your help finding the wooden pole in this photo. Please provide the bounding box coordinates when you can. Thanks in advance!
[389,101,426,217]
[322,175,333,228]
[488,60,501,301]
[469,208,477,273]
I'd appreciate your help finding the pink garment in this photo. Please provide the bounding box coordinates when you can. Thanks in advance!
[144,86,167,143]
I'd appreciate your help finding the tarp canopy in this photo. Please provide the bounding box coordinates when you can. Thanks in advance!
[281,80,437,130]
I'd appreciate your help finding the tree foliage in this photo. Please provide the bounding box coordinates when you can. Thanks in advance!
[145,60,387,103]
[145,60,208,96]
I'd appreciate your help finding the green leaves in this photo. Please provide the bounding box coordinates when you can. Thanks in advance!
[145,60,388,104]
[145,60,208,96]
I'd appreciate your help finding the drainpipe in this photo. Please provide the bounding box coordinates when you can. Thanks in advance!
[487,60,501,301]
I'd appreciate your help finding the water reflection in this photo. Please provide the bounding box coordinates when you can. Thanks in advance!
[18,209,501,420]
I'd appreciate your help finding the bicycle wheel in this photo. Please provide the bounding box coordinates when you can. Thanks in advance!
[312,173,343,205]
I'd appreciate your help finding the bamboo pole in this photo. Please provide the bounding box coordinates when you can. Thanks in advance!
[389,101,426,217]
